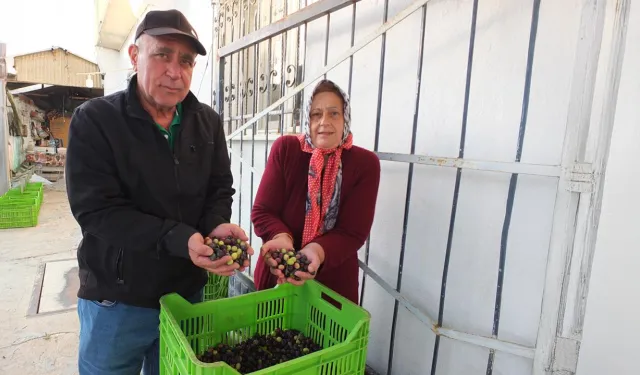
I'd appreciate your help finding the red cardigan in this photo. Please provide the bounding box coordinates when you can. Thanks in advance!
[251,135,381,303]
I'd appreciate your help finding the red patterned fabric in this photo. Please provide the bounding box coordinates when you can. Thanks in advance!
[297,132,353,247]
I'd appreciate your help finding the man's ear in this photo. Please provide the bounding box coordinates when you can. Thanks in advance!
[128,44,139,72]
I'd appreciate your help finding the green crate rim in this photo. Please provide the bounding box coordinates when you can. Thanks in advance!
[159,281,371,373]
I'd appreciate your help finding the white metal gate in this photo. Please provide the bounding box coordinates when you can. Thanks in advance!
[211,0,631,373]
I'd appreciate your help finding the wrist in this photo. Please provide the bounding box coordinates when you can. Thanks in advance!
[272,232,294,246]
[307,242,325,264]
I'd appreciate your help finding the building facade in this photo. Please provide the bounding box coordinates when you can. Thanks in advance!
[12,47,103,88]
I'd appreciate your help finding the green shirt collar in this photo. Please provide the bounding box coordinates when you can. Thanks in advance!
[155,102,182,150]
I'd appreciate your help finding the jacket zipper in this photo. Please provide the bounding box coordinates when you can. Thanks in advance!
[116,248,125,284]
[148,115,185,224]
[173,156,183,222]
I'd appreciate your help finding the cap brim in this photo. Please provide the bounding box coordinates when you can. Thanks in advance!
[143,27,207,56]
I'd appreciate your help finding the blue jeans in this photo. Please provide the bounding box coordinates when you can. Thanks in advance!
[77,290,203,375]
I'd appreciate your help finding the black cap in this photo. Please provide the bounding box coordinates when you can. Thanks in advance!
[135,9,207,56]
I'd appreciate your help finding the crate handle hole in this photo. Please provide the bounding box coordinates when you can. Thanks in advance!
[320,292,342,310]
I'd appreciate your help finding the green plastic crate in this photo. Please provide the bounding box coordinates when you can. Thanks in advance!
[25,182,44,193]
[0,199,39,228]
[203,273,230,302]
[159,280,370,375]
[4,189,42,208]
[1,194,42,212]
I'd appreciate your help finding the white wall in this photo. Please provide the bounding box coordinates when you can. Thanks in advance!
[576,2,640,375]
[96,46,130,94]
[213,0,625,374]
[301,1,582,373]
[97,0,214,106]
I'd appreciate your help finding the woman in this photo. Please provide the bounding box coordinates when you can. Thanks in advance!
[251,79,381,304]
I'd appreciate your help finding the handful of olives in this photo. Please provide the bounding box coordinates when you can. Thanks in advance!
[265,248,315,280]
[205,236,250,266]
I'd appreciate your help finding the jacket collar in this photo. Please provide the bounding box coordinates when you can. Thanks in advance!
[125,73,202,122]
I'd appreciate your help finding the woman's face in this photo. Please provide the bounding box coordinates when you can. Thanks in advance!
[309,91,345,149]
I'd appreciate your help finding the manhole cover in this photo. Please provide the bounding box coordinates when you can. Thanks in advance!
[28,258,79,316]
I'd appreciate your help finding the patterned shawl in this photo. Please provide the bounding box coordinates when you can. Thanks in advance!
[297,80,353,248]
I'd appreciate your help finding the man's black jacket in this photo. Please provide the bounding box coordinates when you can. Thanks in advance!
[65,76,234,309]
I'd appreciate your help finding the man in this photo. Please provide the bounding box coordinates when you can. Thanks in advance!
[65,9,252,375]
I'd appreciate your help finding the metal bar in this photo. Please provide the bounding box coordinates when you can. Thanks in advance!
[293,3,304,133]
[431,0,478,373]
[224,108,297,122]
[532,0,609,372]
[376,152,561,177]
[226,16,235,170]
[9,83,53,95]
[0,42,8,196]
[372,0,388,152]
[359,260,430,325]
[347,2,356,96]
[360,0,389,313]
[437,326,535,360]
[486,1,541,373]
[514,1,540,165]
[225,0,432,141]
[387,5,427,375]
[358,261,536,359]
[231,145,562,181]
[211,2,219,110]
[247,2,260,274]
[323,12,330,80]
[487,177,519,374]
[218,57,225,128]
[219,0,361,57]
[228,11,237,135]
[264,0,273,164]
[347,0,365,307]
[279,0,288,135]
[238,10,246,230]
[231,5,243,228]
[228,148,258,174]
[248,8,260,270]
[359,243,371,307]
[298,0,308,134]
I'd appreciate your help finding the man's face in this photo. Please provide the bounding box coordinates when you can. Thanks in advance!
[129,34,197,108]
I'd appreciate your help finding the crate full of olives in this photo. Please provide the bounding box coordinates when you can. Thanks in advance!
[159,280,371,374]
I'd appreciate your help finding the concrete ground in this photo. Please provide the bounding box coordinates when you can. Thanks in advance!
[0,180,81,375]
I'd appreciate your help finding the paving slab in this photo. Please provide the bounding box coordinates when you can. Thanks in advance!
[0,183,82,375]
